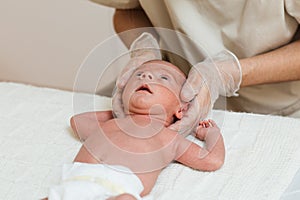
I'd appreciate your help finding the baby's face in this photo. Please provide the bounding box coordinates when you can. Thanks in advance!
[122,60,186,117]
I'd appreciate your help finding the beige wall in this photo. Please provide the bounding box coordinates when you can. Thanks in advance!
[0,0,116,93]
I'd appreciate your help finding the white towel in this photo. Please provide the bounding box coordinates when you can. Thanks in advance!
[150,112,300,200]
[0,82,299,200]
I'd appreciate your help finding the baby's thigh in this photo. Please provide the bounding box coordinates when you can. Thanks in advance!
[108,193,137,200]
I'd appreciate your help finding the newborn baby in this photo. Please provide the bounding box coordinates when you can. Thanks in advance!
[47,60,225,200]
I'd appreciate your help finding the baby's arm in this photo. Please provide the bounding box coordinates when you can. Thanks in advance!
[175,120,225,171]
[70,110,113,141]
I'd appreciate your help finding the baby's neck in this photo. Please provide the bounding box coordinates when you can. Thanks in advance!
[112,114,169,138]
[125,114,171,127]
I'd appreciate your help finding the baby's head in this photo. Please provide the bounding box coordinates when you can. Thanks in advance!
[121,60,187,126]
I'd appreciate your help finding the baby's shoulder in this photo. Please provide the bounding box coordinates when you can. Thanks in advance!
[100,118,121,131]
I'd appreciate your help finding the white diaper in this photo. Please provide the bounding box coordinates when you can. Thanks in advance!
[48,162,144,200]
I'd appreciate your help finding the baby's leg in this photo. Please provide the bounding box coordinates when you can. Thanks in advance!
[107,193,137,200]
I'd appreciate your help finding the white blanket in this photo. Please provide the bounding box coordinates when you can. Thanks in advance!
[0,82,300,200]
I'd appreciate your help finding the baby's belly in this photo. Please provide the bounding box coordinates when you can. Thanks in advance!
[81,128,177,172]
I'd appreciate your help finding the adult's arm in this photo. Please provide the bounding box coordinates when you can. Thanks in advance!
[113,8,158,48]
[240,37,300,87]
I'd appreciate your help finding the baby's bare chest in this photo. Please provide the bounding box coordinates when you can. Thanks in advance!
[100,120,178,154]
[83,120,179,172]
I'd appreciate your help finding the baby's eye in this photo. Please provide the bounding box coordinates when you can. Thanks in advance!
[136,72,142,77]
[160,75,169,80]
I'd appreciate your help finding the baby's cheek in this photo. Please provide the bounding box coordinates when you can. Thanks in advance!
[160,84,178,96]
[121,88,133,109]
[162,89,177,100]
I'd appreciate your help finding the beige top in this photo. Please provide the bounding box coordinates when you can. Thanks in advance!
[92,0,300,117]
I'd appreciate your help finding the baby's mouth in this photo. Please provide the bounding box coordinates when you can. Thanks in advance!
[136,84,153,94]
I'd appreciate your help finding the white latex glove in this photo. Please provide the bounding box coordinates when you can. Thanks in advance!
[171,50,242,136]
[112,32,162,118]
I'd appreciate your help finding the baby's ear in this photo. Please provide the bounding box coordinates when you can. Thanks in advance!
[174,103,189,119]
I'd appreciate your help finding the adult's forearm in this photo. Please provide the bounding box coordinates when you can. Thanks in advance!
[113,9,158,48]
[240,39,300,87]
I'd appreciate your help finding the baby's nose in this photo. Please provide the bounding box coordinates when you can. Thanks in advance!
[140,72,153,80]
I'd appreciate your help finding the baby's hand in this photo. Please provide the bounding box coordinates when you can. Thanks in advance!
[195,119,220,141]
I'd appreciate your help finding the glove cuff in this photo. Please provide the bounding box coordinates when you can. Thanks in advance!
[209,50,242,97]
[223,50,242,97]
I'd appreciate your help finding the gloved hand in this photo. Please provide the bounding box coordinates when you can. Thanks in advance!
[112,32,162,118]
[170,50,242,136]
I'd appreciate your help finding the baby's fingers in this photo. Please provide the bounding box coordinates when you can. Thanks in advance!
[208,119,219,129]
[199,120,211,128]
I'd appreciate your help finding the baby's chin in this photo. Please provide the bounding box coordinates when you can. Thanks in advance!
[123,102,152,115]
[125,106,154,116]
[125,95,153,110]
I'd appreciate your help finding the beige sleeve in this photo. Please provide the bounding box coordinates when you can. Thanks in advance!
[285,0,300,23]
[90,0,140,9]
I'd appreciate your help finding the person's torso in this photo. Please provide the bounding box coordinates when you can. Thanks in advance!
[140,0,300,116]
